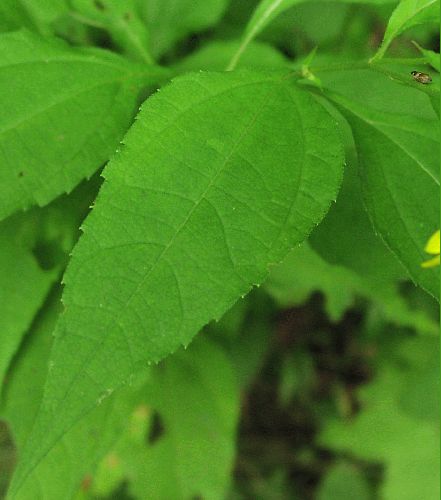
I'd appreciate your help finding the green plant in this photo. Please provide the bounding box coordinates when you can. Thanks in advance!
[0,1,439,499]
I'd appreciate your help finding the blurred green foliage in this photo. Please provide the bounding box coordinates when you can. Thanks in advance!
[0,0,439,499]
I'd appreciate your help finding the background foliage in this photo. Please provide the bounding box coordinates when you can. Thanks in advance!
[0,0,439,499]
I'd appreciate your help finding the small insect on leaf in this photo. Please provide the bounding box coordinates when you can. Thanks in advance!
[410,71,432,84]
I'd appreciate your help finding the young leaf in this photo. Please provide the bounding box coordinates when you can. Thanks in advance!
[0,30,168,222]
[9,70,344,496]
[372,0,440,61]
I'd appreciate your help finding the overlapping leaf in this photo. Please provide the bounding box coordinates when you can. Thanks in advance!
[9,70,344,496]
[0,30,168,221]
[317,67,439,298]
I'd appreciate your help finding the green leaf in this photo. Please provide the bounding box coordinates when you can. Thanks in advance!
[208,290,273,389]
[227,0,302,70]
[71,0,153,63]
[1,290,152,500]
[320,334,440,500]
[317,463,372,500]
[319,68,439,298]
[9,70,344,496]
[266,243,438,333]
[92,337,239,499]
[0,0,68,34]
[137,0,230,58]
[227,0,399,70]
[372,0,440,60]
[0,176,98,400]
[309,103,406,284]
[412,41,440,71]
[0,216,55,391]
[0,30,168,222]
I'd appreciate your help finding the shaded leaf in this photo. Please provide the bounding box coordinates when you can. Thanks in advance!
[0,177,98,391]
[92,337,239,499]
[266,243,438,333]
[0,217,55,390]
[318,67,439,298]
[137,0,230,58]
[317,463,372,500]
[0,0,68,34]
[71,0,153,63]
[228,0,398,69]
[319,334,440,500]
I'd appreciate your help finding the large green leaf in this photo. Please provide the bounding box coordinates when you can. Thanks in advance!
[92,337,239,499]
[9,70,344,496]
[373,0,440,60]
[317,68,439,298]
[0,291,151,500]
[0,30,168,222]
[137,0,230,58]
